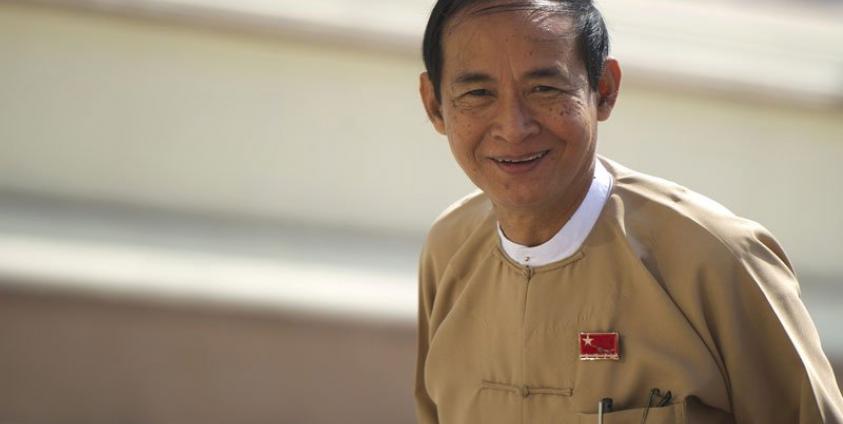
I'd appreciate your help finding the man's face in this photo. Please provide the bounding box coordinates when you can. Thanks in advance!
[421,5,618,212]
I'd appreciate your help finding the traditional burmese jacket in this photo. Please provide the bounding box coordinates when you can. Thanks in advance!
[415,157,843,424]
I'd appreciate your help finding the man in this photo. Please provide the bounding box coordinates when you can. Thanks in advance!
[415,0,843,423]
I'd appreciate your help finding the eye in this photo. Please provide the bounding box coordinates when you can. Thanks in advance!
[532,85,559,93]
[453,87,496,109]
[464,88,492,97]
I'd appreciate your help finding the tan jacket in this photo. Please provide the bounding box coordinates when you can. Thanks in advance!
[416,157,843,423]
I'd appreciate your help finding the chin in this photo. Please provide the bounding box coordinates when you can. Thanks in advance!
[488,190,547,210]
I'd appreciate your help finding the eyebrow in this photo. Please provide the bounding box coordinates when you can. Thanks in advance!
[452,67,571,86]
[452,72,494,85]
[524,66,569,80]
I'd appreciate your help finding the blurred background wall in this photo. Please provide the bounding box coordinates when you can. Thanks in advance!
[0,0,841,422]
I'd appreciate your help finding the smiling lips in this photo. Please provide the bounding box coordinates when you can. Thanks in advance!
[490,150,550,174]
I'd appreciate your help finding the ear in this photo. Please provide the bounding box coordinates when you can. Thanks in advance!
[419,72,446,135]
[596,58,622,121]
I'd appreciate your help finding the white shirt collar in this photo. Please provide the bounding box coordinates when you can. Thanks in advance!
[497,160,613,267]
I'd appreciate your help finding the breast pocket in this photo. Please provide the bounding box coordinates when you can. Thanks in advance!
[575,396,733,424]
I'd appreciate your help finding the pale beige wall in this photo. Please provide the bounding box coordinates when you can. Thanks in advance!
[0,2,473,234]
[1,2,841,276]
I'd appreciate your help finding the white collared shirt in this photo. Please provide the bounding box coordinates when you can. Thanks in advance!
[497,160,613,267]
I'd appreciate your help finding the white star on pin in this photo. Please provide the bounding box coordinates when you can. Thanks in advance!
[583,335,594,346]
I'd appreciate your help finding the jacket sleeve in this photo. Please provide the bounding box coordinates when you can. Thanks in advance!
[692,224,843,423]
[415,242,438,424]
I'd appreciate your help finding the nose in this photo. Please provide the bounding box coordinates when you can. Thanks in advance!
[491,93,540,144]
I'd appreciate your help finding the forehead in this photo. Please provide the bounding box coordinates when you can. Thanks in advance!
[442,2,580,72]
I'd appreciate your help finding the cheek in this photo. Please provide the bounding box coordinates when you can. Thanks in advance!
[447,129,482,173]
[447,115,485,158]
[554,97,587,118]
[543,98,594,137]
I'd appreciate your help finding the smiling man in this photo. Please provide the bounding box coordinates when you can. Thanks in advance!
[415,0,843,423]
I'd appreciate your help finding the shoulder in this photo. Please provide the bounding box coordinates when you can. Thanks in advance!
[598,157,797,312]
[602,156,735,233]
[420,190,496,282]
[429,189,493,243]
[600,156,791,272]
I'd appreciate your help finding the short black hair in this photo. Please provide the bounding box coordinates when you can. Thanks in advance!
[422,0,609,101]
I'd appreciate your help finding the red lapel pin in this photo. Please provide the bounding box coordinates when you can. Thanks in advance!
[579,332,620,360]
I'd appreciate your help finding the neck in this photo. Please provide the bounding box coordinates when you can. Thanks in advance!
[496,161,595,247]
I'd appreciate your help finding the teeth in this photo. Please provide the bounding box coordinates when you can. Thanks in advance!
[496,151,546,163]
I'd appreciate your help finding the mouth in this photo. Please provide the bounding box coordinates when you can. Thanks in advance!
[491,150,549,164]
[490,150,550,174]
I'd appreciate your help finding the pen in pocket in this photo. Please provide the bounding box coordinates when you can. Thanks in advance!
[597,398,612,424]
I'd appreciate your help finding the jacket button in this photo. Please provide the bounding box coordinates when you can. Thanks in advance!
[520,385,530,398]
